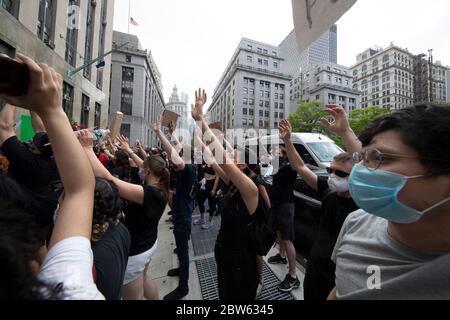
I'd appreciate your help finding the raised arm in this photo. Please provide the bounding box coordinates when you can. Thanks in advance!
[279,119,318,192]
[194,127,228,184]
[192,89,258,214]
[30,111,46,133]
[154,115,185,171]
[79,130,145,206]
[116,135,144,169]
[168,120,183,154]
[0,103,16,146]
[0,54,95,249]
[322,105,362,154]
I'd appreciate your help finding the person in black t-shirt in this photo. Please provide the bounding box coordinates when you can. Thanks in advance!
[154,118,196,301]
[0,104,60,227]
[267,144,300,293]
[278,119,358,300]
[191,88,260,300]
[79,131,169,300]
[53,178,131,300]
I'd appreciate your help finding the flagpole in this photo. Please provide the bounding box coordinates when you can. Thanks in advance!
[128,0,131,34]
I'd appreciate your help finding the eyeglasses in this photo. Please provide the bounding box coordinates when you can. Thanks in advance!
[352,148,450,171]
[326,167,350,178]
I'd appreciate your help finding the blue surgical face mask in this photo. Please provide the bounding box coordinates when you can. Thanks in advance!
[349,164,450,224]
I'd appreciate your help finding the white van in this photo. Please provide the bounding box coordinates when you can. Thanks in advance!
[246,133,344,169]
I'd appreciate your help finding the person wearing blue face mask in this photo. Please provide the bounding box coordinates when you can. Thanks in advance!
[278,119,358,300]
[328,104,450,300]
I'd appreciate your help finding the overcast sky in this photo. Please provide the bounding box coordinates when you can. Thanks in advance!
[113,0,450,108]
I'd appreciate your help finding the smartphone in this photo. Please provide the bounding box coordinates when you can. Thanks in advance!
[0,55,30,96]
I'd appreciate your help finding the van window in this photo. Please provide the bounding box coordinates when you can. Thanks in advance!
[295,144,318,167]
[307,142,343,163]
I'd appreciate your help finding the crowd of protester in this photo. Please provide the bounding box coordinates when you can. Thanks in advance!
[0,54,449,300]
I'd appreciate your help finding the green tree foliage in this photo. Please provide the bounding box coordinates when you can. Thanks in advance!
[349,106,391,135]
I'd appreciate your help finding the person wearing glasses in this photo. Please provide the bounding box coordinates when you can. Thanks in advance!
[328,104,450,300]
[278,118,359,300]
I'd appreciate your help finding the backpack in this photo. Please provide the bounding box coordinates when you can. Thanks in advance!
[248,195,276,256]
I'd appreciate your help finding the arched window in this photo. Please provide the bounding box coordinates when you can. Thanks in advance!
[383,54,389,62]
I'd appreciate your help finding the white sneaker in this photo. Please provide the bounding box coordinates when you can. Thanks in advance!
[194,218,206,225]
[201,221,213,230]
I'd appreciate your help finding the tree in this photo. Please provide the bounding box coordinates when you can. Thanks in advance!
[349,106,391,136]
[288,101,328,133]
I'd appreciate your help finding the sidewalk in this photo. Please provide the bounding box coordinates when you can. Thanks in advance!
[148,207,305,300]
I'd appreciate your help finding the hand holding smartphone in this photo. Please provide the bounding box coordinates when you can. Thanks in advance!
[0,54,30,96]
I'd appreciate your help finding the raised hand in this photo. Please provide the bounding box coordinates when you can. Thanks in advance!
[279,119,292,142]
[0,53,63,117]
[168,121,176,135]
[191,88,207,121]
[321,104,350,135]
[153,114,163,134]
[78,129,95,149]
[116,134,132,153]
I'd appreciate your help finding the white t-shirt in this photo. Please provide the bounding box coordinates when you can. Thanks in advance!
[38,237,105,300]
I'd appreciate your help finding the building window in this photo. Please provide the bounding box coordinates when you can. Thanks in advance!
[121,123,131,139]
[243,108,248,115]
[273,61,279,69]
[37,0,57,47]
[98,0,108,56]
[280,113,284,119]
[249,109,254,116]
[1,0,20,17]
[247,44,252,50]
[242,119,247,126]
[249,99,254,106]
[247,55,252,63]
[249,119,254,126]
[263,60,268,67]
[62,82,74,118]
[259,110,263,117]
[94,103,101,128]
[81,94,90,128]
[258,58,263,65]
[243,98,248,105]
[121,67,134,115]
[65,0,79,67]
[83,0,96,80]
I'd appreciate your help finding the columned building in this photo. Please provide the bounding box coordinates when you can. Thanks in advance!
[109,31,165,147]
[208,38,291,137]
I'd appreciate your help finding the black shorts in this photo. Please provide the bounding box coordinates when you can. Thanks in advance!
[273,203,295,241]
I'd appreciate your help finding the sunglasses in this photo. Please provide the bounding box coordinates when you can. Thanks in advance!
[326,167,350,178]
